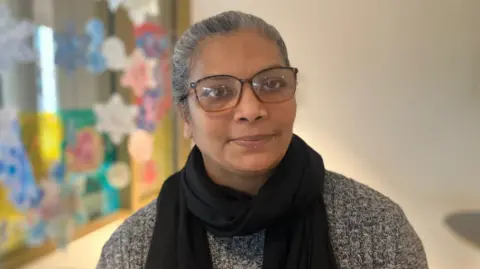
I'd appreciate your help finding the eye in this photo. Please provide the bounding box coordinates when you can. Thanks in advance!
[261,78,287,91]
[200,85,235,98]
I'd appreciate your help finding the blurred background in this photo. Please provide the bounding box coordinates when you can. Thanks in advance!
[0,0,478,268]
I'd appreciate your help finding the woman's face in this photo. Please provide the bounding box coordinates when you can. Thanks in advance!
[184,30,296,175]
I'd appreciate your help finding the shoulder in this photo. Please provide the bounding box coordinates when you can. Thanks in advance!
[323,170,405,225]
[97,200,158,269]
[323,171,428,268]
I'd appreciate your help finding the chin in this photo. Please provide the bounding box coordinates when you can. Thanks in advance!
[231,154,280,174]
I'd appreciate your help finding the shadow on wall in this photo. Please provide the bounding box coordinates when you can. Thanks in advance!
[445,211,480,250]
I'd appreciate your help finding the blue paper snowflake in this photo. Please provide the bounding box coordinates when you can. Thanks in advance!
[54,23,91,73]
[85,19,107,74]
[0,144,41,211]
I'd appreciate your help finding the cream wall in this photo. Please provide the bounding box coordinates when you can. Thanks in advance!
[192,0,480,268]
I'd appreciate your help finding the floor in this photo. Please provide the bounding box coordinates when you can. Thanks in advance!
[19,220,121,269]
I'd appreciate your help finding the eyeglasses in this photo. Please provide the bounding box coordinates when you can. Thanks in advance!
[187,66,298,112]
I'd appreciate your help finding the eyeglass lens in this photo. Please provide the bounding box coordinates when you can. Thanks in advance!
[194,67,297,112]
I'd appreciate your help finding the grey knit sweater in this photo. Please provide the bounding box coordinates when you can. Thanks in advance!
[97,171,429,269]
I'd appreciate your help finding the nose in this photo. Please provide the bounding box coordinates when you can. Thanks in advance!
[233,84,267,122]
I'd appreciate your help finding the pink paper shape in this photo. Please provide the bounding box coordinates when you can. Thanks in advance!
[120,49,154,97]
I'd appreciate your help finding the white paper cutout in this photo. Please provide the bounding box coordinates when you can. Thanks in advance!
[124,0,158,25]
[0,107,21,146]
[107,162,131,189]
[124,0,152,10]
[93,93,138,145]
[102,36,127,70]
[0,4,37,70]
[96,0,158,25]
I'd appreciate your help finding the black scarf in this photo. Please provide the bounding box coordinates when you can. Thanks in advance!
[144,134,338,269]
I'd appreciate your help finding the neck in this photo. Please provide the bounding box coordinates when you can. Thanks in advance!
[202,156,270,195]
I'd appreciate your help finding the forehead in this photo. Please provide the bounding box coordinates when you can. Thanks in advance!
[190,30,284,81]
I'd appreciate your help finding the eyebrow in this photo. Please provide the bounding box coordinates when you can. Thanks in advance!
[197,63,286,80]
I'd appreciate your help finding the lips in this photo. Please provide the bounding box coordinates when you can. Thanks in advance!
[232,134,274,141]
[230,134,275,149]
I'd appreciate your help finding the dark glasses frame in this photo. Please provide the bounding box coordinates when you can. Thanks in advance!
[184,66,298,112]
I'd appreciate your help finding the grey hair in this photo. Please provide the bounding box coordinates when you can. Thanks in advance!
[172,11,291,112]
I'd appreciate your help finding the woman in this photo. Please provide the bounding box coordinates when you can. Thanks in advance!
[97,11,428,269]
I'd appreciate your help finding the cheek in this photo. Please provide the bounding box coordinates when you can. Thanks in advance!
[189,107,230,147]
[270,100,297,128]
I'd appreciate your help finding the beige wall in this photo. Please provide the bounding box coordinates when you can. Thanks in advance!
[192,0,480,268]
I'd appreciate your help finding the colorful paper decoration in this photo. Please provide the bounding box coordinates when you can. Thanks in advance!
[22,156,85,248]
[107,162,131,189]
[136,89,161,132]
[152,61,167,88]
[102,36,127,71]
[59,109,122,220]
[127,129,153,163]
[70,175,87,195]
[0,109,42,212]
[37,180,62,221]
[99,0,155,25]
[134,23,169,59]
[65,127,105,173]
[85,19,104,47]
[48,161,66,183]
[133,23,173,122]
[25,177,80,249]
[124,0,156,26]
[54,23,90,73]
[24,212,47,247]
[55,23,90,73]
[0,4,37,70]
[123,0,155,11]
[85,18,107,74]
[144,160,157,184]
[93,93,138,145]
[121,49,155,97]
[55,20,107,74]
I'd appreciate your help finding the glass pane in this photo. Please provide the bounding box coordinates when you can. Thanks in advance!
[0,0,182,266]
